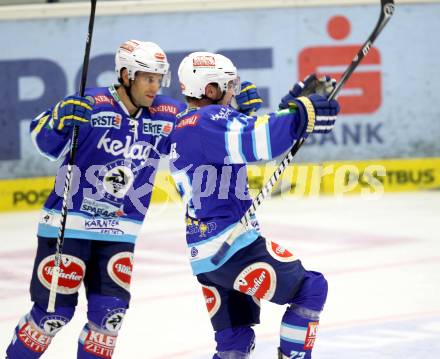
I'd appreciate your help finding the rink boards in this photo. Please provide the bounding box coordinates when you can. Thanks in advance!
[1,157,439,212]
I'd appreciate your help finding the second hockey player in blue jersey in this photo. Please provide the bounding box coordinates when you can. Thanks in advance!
[169,52,340,358]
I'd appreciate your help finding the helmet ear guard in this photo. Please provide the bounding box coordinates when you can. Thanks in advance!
[178,52,240,99]
[115,40,171,87]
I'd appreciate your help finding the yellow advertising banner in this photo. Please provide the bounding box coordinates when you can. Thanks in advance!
[0,177,54,212]
[321,157,440,195]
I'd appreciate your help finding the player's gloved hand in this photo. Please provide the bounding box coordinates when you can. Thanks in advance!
[290,94,340,137]
[50,95,92,134]
[279,74,336,110]
[233,81,263,116]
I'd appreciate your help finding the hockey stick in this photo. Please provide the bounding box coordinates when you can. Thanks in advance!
[47,0,97,313]
[211,0,395,265]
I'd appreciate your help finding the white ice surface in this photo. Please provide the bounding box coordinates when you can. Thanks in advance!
[1,191,440,358]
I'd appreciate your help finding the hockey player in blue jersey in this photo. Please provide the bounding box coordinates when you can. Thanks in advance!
[169,52,340,358]
[5,40,186,359]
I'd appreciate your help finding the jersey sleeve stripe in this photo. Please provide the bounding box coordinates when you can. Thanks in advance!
[225,118,247,163]
[252,119,272,161]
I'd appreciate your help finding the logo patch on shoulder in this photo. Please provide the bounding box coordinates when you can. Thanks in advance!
[94,95,115,107]
[202,285,221,318]
[233,262,276,300]
[175,114,199,129]
[149,104,178,115]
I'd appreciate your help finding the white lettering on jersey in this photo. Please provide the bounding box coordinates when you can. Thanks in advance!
[170,143,178,160]
[142,119,173,137]
[91,112,122,129]
[97,130,152,160]
[210,107,233,122]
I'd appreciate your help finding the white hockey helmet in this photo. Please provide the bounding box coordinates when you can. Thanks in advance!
[115,40,171,87]
[178,52,240,99]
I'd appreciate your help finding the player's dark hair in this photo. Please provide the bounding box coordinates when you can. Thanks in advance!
[117,67,127,85]
[185,83,220,103]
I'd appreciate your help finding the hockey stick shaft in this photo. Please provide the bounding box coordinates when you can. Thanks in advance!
[211,0,395,265]
[47,0,97,313]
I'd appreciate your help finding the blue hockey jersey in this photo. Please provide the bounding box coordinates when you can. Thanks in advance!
[169,104,314,275]
[31,86,185,243]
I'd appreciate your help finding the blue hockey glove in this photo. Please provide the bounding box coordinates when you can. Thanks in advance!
[279,74,336,110]
[291,93,340,137]
[50,95,92,134]
[234,81,263,116]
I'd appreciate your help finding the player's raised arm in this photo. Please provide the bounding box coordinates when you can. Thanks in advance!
[191,89,339,165]
[30,95,92,160]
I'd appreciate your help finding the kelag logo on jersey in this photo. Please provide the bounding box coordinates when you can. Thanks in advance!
[91,112,122,129]
[142,119,173,137]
